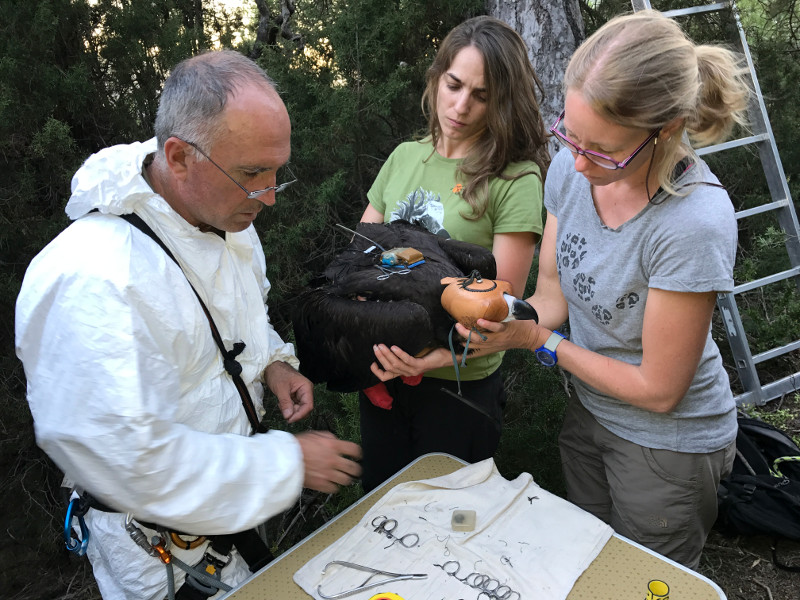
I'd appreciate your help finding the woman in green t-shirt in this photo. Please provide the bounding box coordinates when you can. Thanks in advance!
[358,16,550,491]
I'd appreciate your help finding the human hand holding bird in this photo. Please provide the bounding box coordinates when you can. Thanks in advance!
[367,271,539,384]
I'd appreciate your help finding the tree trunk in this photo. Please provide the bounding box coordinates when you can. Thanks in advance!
[251,0,303,59]
[487,0,585,155]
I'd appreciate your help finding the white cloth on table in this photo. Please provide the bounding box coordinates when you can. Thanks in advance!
[294,458,613,600]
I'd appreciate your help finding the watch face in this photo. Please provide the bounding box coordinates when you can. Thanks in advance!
[535,348,556,367]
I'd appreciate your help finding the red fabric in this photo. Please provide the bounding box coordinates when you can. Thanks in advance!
[363,383,393,409]
[363,375,423,410]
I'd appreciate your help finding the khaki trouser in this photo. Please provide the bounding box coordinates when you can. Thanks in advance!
[559,391,735,570]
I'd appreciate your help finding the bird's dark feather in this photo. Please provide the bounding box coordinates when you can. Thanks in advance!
[292,220,496,391]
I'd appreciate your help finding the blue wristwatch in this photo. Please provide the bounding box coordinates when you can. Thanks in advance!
[535,330,566,367]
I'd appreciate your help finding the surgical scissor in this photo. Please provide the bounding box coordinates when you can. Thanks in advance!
[370,515,419,548]
[374,264,411,280]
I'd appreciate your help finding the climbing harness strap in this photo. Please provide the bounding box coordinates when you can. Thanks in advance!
[119,212,267,435]
[170,532,207,551]
[124,515,233,600]
[121,513,273,600]
[173,531,274,600]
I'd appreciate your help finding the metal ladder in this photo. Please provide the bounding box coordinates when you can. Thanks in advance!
[631,0,800,405]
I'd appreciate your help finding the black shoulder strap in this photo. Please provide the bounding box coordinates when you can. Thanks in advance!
[120,213,267,434]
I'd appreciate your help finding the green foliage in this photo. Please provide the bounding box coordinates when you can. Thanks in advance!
[0,0,210,348]
[742,392,800,446]
[497,349,568,494]
[750,407,800,443]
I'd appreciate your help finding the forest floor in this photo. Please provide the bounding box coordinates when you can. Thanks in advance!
[2,394,798,600]
[699,530,800,600]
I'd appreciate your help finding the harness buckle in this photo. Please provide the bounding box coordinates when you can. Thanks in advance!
[202,545,231,572]
[183,548,230,595]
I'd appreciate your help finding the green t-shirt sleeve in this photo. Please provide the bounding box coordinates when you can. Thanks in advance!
[488,165,545,236]
[366,148,398,219]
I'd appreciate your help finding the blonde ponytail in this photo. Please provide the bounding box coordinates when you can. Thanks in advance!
[688,45,750,147]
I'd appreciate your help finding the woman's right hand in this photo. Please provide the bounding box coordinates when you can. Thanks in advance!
[454,318,546,355]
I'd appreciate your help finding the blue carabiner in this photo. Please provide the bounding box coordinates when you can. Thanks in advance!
[64,497,90,556]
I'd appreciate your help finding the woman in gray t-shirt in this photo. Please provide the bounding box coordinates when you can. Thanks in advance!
[459,10,751,569]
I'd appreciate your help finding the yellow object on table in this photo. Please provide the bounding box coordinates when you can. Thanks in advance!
[647,579,670,600]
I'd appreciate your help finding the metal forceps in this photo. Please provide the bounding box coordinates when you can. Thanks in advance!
[371,515,419,548]
[374,264,411,280]
[316,560,427,599]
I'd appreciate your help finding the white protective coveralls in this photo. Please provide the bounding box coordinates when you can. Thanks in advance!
[15,138,305,600]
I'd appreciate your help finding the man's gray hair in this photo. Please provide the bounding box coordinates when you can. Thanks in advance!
[154,50,277,154]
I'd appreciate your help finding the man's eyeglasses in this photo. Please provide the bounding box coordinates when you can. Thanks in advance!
[176,137,297,199]
[549,111,660,170]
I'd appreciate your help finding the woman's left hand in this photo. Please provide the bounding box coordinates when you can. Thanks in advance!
[370,346,452,381]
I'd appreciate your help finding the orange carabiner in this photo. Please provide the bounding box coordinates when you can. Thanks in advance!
[152,539,172,564]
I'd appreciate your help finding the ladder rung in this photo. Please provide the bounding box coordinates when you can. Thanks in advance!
[752,339,800,365]
[735,371,800,406]
[660,2,730,18]
[735,198,790,220]
[733,265,800,294]
[696,133,771,156]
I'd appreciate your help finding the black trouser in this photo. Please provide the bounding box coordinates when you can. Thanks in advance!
[359,370,505,492]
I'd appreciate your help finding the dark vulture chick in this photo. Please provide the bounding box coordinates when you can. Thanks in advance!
[292,220,496,393]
